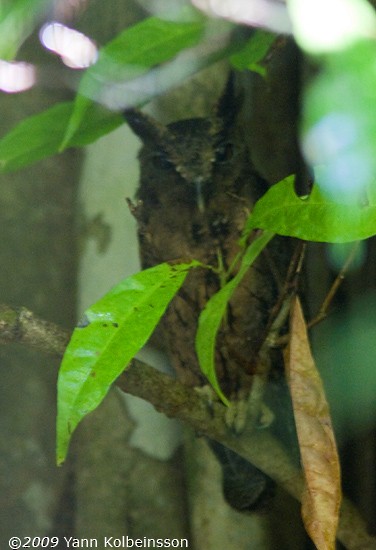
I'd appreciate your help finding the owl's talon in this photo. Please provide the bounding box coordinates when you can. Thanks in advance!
[224,380,275,435]
[225,399,248,434]
[225,399,274,435]
[194,384,218,414]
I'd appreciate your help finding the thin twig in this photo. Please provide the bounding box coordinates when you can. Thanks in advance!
[308,241,361,330]
[264,242,310,349]
[263,241,306,345]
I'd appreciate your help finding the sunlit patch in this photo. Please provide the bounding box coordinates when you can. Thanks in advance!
[191,0,292,33]
[39,22,98,69]
[287,0,376,53]
[0,60,35,93]
[303,113,374,201]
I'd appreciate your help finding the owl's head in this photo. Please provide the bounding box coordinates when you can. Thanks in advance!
[123,75,248,212]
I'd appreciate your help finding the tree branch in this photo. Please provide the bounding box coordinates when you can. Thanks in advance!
[0,303,375,550]
[0,304,70,355]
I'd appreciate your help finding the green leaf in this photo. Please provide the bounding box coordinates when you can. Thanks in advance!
[230,30,277,76]
[245,175,376,243]
[0,101,123,172]
[0,0,49,59]
[57,261,199,465]
[195,231,274,405]
[70,103,124,147]
[97,16,204,69]
[62,17,206,146]
[0,103,72,172]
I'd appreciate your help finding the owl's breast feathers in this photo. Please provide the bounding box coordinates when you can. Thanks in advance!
[135,162,277,395]
[124,87,284,393]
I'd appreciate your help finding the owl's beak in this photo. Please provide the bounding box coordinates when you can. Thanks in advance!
[194,177,205,213]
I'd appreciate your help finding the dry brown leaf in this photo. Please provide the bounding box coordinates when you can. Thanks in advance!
[284,296,341,550]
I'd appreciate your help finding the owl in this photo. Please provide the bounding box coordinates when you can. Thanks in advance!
[124,75,291,511]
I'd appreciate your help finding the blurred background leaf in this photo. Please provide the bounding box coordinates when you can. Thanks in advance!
[230,29,277,76]
[0,101,123,172]
[302,40,376,205]
[0,0,51,59]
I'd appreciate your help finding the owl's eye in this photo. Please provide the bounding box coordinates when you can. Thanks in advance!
[152,151,174,170]
[215,142,234,163]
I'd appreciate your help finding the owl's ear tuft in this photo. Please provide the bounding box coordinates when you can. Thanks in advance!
[124,108,170,147]
[213,72,241,135]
